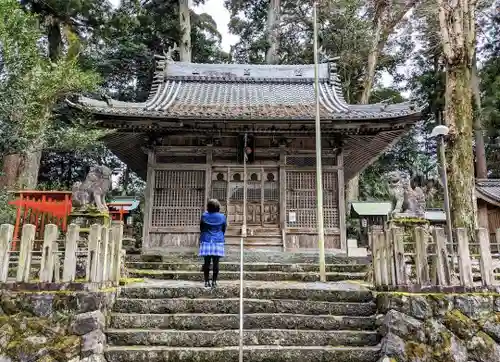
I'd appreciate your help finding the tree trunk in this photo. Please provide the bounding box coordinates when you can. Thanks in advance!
[346,18,384,202]
[0,154,22,189]
[265,0,281,64]
[445,64,476,237]
[179,0,191,62]
[48,17,62,62]
[472,54,488,229]
[18,151,42,189]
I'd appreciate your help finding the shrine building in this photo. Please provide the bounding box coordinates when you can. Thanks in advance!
[69,55,422,254]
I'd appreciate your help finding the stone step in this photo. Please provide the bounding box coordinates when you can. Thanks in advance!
[127,269,365,282]
[126,251,371,265]
[105,345,381,362]
[125,262,368,273]
[109,313,377,331]
[113,297,376,316]
[106,329,380,347]
[120,285,374,303]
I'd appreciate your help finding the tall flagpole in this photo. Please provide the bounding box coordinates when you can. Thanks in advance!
[313,1,326,282]
[239,133,248,362]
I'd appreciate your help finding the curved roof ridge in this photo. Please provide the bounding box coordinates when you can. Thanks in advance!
[152,55,333,82]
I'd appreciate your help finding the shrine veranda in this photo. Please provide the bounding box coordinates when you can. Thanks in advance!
[70,57,422,254]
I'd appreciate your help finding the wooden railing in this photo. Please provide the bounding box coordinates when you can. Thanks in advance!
[372,226,500,291]
[0,221,124,284]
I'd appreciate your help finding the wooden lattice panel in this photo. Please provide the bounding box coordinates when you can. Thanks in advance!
[151,170,205,227]
[211,180,227,201]
[286,171,339,228]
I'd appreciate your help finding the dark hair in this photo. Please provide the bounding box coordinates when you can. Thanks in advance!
[207,199,221,213]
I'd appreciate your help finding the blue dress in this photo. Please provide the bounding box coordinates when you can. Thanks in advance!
[199,211,226,257]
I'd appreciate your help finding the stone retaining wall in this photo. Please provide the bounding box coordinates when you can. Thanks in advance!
[377,292,500,362]
[0,284,116,362]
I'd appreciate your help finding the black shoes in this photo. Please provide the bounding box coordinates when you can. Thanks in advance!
[211,281,217,288]
[204,281,211,288]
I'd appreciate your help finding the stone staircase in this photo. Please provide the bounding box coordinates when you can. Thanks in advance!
[105,252,381,362]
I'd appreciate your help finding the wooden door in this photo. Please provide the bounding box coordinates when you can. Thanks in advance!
[210,167,279,229]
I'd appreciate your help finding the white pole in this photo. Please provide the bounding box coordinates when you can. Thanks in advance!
[313,1,326,282]
[239,133,248,362]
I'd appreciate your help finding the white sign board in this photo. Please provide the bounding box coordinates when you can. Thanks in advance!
[288,212,297,223]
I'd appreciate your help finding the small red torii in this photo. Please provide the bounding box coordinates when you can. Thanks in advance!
[8,191,134,250]
[8,190,72,249]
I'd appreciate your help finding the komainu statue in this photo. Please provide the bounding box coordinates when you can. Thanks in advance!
[386,171,426,217]
[72,166,112,212]
[387,171,406,214]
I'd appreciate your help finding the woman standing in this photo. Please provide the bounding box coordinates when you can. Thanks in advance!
[199,199,226,288]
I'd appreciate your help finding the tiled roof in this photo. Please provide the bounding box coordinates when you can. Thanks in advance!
[350,202,393,217]
[476,179,500,205]
[69,58,422,122]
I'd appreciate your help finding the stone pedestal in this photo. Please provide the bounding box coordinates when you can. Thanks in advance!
[347,238,368,257]
[68,211,111,234]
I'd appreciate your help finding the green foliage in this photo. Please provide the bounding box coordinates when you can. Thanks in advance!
[0,0,100,158]
[0,191,16,225]
[479,3,500,177]
[359,88,437,201]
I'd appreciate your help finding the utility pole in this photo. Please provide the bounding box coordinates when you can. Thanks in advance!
[313,1,326,282]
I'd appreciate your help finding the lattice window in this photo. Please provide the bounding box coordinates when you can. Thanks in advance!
[151,170,205,227]
[156,155,206,164]
[247,181,261,201]
[211,180,227,201]
[286,171,339,228]
[286,156,336,167]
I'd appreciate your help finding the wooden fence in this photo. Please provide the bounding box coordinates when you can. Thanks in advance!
[0,221,124,284]
[372,226,500,290]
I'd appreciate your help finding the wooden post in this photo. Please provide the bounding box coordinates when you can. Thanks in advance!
[414,227,430,285]
[99,226,109,282]
[433,228,451,286]
[0,224,14,282]
[40,224,58,283]
[111,221,124,283]
[106,228,113,281]
[16,224,36,282]
[456,228,473,287]
[477,228,494,286]
[87,224,102,282]
[53,241,60,282]
[391,227,406,285]
[379,231,389,286]
[62,224,79,282]
[372,231,382,286]
[385,228,396,286]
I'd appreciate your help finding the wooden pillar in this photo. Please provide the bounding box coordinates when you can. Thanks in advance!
[337,152,346,251]
[261,166,265,227]
[142,150,155,251]
[279,145,287,248]
[205,144,213,205]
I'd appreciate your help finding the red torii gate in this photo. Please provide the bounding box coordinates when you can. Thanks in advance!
[8,191,133,250]
[8,190,72,249]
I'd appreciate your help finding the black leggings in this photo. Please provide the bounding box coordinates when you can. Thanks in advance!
[203,256,220,282]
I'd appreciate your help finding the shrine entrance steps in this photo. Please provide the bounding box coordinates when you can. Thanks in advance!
[105,253,381,362]
[125,251,371,282]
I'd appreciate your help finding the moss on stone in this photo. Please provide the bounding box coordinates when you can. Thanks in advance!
[377,291,500,297]
[119,277,144,286]
[443,309,477,340]
[405,340,429,359]
[431,327,453,359]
